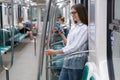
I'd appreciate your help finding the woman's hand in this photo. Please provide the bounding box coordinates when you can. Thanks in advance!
[45,49,55,56]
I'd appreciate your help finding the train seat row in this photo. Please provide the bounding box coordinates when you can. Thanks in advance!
[0,27,28,55]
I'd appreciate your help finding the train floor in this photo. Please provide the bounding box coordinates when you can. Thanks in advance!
[0,33,41,80]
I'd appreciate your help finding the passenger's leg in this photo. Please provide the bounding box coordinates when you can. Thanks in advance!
[27,31,34,40]
[59,68,69,80]
[32,24,38,33]
[68,69,83,80]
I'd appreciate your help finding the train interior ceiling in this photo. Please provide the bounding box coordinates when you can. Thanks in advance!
[0,0,120,80]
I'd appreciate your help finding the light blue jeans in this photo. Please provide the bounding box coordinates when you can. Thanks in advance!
[58,68,83,80]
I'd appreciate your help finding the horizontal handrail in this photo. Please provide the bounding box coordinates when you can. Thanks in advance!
[55,0,70,5]
[48,50,95,62]
[50,41,63,46]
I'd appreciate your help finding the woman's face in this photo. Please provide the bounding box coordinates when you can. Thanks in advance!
[71,8,80,23]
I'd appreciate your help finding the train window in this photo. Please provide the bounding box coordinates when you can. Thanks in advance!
[18,5,22,18]
[75,0,88,10]
[75,0,81,4]
[8,4,12,25]
[109,0,120,80]
[114,0,120,20]
[88,0,95,50]
[31,7,37,21]
[41,8,46,21]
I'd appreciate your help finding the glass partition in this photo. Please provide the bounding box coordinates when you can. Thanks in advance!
[114,0,120,19]
[41,8,46,21]
[75,0,80,4]
[88,0,95,51]
[31,7,38,21]
[111,0,120,80]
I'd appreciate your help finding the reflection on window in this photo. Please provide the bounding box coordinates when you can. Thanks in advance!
[75,0,80,4]
[41,8,46,21]
[112,1,120,79]
[88,0,96,50]
[112,31,120,80]
[114,0,120,19]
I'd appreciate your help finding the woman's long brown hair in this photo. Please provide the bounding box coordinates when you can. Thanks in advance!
[71,4,88,25]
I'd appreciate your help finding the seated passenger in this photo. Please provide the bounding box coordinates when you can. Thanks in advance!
[59,17,68,37]
[54,22,64,34]
[32,23,38,33]
[54,16,65,34]
[18,17,34,40]
[25,16,38,33]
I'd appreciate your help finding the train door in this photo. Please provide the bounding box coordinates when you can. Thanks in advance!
[108,0,120,80]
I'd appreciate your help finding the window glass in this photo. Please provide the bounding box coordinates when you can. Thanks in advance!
[88,0,95,50]
[75,0,80,4]
[114,0,120,19]
[111,31,120,80]
[41,8,46,21]
[112,0,120,80]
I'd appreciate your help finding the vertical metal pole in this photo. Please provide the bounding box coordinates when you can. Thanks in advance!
[37,0,52,80]
[11,0,15,67]
[6,70,9,80]
[5,0,15,79]
[34,37,36,56]
[107,0,115,80]
[29,1,37,56]
[0,0,14,80]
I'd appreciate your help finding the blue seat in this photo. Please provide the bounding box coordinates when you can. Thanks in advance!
[0,29,11,45]
[51,43,64,78]
[52,44,64,68]
[14,33,27,41]
[81,65,89,80]
[90,76,95,80]
[53,44,64,50]
[52,59,63,67]
[81,62,99,80]
[6,27,28,42]
[0,46,11,55]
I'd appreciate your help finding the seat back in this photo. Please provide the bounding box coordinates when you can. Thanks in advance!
[0,29,11,45]
[81,65,89,80]
[81,62,98,80]
[90,76,95,80]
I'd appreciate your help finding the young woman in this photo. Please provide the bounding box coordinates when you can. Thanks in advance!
[45,4,88,80]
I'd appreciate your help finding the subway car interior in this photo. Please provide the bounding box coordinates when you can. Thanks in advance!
[0,0,120,80]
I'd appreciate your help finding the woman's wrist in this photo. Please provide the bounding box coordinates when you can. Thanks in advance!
[56,49,63,54]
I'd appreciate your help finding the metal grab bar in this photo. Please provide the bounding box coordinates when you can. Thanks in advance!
[55,0,70,4]
[48,50,95,62]
[37,0,52,80]
[50,41,63,46]
[0,0,15,80]
[34,37,37,56]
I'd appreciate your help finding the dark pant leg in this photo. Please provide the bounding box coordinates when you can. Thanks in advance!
[68,69,83,80]
[59,68,69,80]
